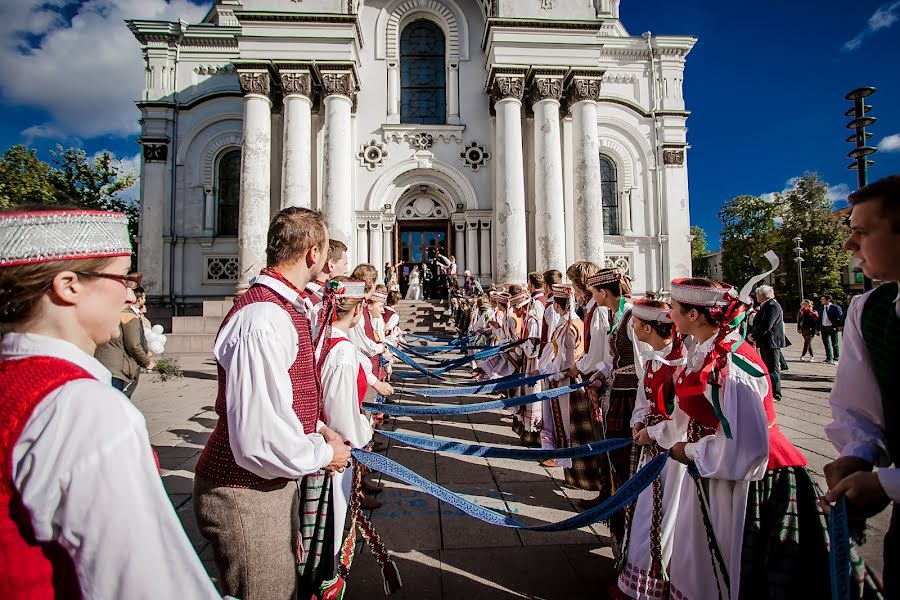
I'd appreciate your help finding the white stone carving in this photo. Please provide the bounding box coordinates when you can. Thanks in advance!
[358,140,388,171]
[604,255,631,277]
[397,195,449,220]
[459,141,490,171]
[206,255,239,281]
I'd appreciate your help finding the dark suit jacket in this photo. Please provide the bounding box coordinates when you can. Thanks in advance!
[817,303,844,330]
[752,298,786,348]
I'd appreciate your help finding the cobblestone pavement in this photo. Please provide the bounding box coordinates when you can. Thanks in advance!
[137,336,889,599]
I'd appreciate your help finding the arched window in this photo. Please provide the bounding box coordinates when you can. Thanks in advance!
[400,20,446,124]
[600,155,619,235]
[217,149,240,236]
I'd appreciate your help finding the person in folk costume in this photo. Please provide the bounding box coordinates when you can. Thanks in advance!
[0,207,221,598]
[824,175,900,598]
[506,290,542,446]
[665,276,880,600]
[562,261,610,492]
[475,291,511,380]
[536,283,585,470]
[540,269,564,360]
[348,264,394,400]
[383,290,403,359]
[370,285,394,377]
[303,238,349,334]
[469,294,492,355]
[617,299,687,600]
[191,207,351,600]
[578,269,649,552]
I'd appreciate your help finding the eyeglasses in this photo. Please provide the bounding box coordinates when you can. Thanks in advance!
[73,271,143,290]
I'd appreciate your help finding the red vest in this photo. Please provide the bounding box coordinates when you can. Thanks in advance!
[675,338,806,470]
[643,342,685,421]
[196,283,324,488]
[322,337,368,408]
[362,309,385,380]
[583,303,598,354]
[0,356,89,599]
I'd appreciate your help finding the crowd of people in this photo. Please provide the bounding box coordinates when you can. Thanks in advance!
[0,173,896,599]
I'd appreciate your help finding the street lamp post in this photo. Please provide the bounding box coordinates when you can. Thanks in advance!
[845,87,877,291]
[793,236,804,303]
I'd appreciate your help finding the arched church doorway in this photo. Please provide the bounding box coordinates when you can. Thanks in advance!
[394,190,453,299]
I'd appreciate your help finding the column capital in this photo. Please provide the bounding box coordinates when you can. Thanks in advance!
[451,213,467,226]
[278,66,312,99]
[488,67,528,104]
[565,69,604,105]
[319,67,358,102]
[236,67,271,97]
[528,69,567,105]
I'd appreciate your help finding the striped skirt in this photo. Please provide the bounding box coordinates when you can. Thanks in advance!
[564,387,605,491]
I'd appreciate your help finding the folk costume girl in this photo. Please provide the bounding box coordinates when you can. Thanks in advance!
[618,299,687,600]
[665,277,879,599]
[537,284,585,470]
[476,291,510,380]
[509,291,543,445]
[0,208,220,598]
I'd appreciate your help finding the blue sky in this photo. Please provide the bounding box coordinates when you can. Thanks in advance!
[1,1,898,247]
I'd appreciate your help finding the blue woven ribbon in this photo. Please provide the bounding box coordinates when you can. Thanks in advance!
[364,380,592,416]
[406,332,475,345]
[402,342,491,353]
[351,448,668,530]
[398,372,552,397]
[388,340,528,379]
[828,496,850,600]
[378,430,632,459]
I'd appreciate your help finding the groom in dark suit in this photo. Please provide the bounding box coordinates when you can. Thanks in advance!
[751,284,786,400]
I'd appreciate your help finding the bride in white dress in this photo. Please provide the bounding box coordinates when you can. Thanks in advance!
[405,266,423,300]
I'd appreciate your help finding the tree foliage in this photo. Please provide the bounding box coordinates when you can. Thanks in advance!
[690,225,707,273]
[0,144,138,242]
[717,172,850,313]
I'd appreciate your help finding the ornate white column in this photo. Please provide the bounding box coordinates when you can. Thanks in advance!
[280,66,313,209]
[466,219,479,276]
[236,68,272,292]
[490,70,528,284]
[386,62,400,124]
[355,220,369,266]
[620,189,634,235]
[321,68,357,252]
[447,62,460,124]
[479,220,492,280]
[382,215,395,267]
[452,214,466,283]
[529,70,567,272]
[369,219,383,277]
[567,71,605,265]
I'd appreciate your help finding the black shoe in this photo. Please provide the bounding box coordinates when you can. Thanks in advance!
[362,477,385,494]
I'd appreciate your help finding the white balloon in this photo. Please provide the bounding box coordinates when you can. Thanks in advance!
[151,324,164,334]
[159,335,167,344]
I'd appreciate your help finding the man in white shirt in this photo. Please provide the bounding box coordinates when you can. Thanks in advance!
[304,238,348,332]
[824,175,900,596]
[193,208,351,600]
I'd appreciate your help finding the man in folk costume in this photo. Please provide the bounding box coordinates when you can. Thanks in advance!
[475,291,511,380]
[578,269,648,549]
[825,175,900,597]
[0,207,221,598]
[190,207,351,600]
[303,239,348,333]
[508,289,543,446]
[537,283,585,469]
[665,276,879,599]
[618,299,687,600]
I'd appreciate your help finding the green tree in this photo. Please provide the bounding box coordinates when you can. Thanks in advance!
[0,145,56,208]
[718,194,781,286]
[690,225,707,274]
[775,172,850,309]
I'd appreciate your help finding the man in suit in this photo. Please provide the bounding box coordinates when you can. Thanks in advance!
[817,294,844,364]
[751,284,786,400]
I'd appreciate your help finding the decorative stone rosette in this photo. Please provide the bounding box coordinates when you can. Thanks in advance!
[358,140,388,171]
[460,142,491,171]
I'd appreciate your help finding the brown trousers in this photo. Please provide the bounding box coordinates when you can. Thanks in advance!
[193,477,299,600]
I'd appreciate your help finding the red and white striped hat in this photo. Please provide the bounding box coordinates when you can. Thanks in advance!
[631,298,673,324]
[669,278,735,307]
[510,291,530,308]
[0,210,131,267]
[369,289,388,303]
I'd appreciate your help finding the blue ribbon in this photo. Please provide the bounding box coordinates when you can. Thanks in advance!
[401,342,491,353]
[378,430,632,460]
[363,380,592,416]
[351,448,668,531]
[398,372,553,397]
[828,496,850,600]
[389,340,529,379]
[406,332,474,345]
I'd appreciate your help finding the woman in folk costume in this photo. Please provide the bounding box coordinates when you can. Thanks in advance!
[617,299,687,600]
[508,290,543,446]
[0,207,221,598]
[348,265,393,398]
[665,277,880,599]
[476,291,511,380]
[537,283,585,470]
[315,279,374,566]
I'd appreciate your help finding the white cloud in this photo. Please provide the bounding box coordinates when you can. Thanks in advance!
[0,0,208,141]
[826,183,852,204]
[877,133,900,152]
[843,1,900,51]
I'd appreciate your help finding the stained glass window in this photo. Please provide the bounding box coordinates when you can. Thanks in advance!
[600,155,619,235]
[400,20,446,124]
[217,149,240,236]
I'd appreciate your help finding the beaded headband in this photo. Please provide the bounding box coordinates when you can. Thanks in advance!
[369,289,388,302]
[587,268,627,288]
[327,279,366,298]
[669,278,735,307]
[631,299,673,324]
[510,291,530,308]
[0,210,131,267]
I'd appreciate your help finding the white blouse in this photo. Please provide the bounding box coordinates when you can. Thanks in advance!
[317,330,373,450]
[575,299,612,375]
[7,333,221,599]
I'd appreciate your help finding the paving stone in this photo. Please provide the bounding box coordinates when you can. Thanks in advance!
[498,481,603,546]
[435,451,493,484]
[368,483,442,552]
[347,549,442,600]
[440,482,521,550]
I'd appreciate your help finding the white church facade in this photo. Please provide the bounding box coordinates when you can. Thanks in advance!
[128,0,696,307]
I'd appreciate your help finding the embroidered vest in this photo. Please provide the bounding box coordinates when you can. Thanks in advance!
[643,343,684,421]
[860,282,900,464]
[583,304,598,354]
[610,309,639,390]
[322,337,368,408]
[0,356,89,599]
[196,283,324,488]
